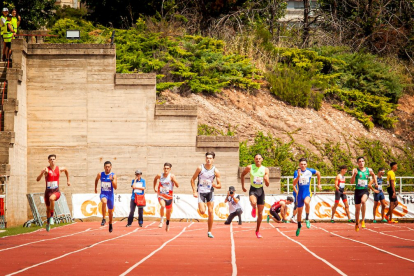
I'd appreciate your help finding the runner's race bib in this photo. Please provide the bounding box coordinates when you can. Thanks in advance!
[299,176,308,186]
[160,186,170,194]
[201,179,212,188]
[253,176,263,185]
[101,181,111,192]
[378,184,382,191]
[339,183,345,189]
[47,181,58,189]
[357,179,367,187]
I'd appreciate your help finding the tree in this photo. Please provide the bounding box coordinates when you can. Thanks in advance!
[2,0,57,30]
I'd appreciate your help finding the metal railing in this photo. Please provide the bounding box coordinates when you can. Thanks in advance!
[282,176,414,194]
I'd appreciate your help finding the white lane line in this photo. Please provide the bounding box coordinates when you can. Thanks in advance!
[0,228,92,252]
[271,224,347,276]
[6,227,144,276]
[365,228,414,242]
[230,223,237,276]
[1,222,78,239]
[119,222,193,276]
[314,226,414,263]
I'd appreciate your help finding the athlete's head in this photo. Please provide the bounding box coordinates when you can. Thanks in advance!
[286,196,294,204]
[339,165,347,174]
[205,152,215,165]
[378,167,385,176]
[2,8,8,17]
[390,162,397,171]
[48,154,56,166]
[104,161,112,174]
[356,156,365,168]
[254,154,263,166]
[298,158,307,171]
[163,163,172,174]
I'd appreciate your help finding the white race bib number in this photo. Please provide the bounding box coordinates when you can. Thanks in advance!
[299,176,308,186]
[101,181,111,191]
[377,184,382,191]
[339,183,345,189]
[253,176,263,185]
[160,186,170,194]
[47,181,58,189]
[201,179,212,188]
[357,179,367,187]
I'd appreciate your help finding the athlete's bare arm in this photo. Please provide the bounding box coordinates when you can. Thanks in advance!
[171,174,179,188]
[315,170,322,191]
[368,175,378,193]
[153,174,160,193]
[280,201,287,220]
[36,167,48,182]
[213,168,221,189]
[293,169,301,187]
[335,174,341,191]
[369,168,377,186]
[190,166,202,198]
[350,168,357,184]
[94,173,100,194]
[264,168,270,187]
[59,167,71,186]
[240,165,251,192]
[110,174,117,190]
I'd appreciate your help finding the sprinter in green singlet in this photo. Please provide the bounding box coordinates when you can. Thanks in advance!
[350,156,377,232]
[241,154,270,238]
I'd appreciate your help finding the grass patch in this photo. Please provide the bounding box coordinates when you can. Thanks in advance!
[0,222,73,238]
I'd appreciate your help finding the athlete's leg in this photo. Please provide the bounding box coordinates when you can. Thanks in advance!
[108,208,113,224]
[280,206,287,221]
[297,207,303,223]
[380,199,386,220]
[256,204,264,232]
[331,202,339,220]
[207,201,214,232]
[373,201,379,221]
[101,197,107,219]
[361,194,368,221]
[249,195,257,209]
[166,208,172,221]
[198,202,206,214]
[344,200,351,220]
[159,199,166,218]
[355,203,361,224]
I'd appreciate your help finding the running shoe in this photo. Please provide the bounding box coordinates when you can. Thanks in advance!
[284,220,290,223]
[139,224,143,227]
[266,215,270,223]
[238,221,242,225]
[330,219,335,223]
[109,223,113,233]
[208,232,214,238]
[50,217,54,225]
[361,221,366,228]
[296,228,301,237]
[291,217,297,223]
[166,224,169,232]
[381,219,388,223]
[256,231,262,238]
[348,219,355,223]
[126,224,131,227]
[101,219,106,226]
[305,220,311,229]
[355,224,359,232]
[158,221,163,228]
[385,214,389,221]
[46,223,50,232]
[388,219,398,224]
[251,208,256,218]
[373,220,377,223]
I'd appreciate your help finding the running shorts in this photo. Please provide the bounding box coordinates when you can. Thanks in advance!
[335,188,347,203]
[158,197,173,209]
[269,209,281,221]
[249,186,265,205]
[44,189,60,207]
[297,191,311,208]
[198,192,214,203]
[373,191,385,202]
[354,189,369,205]
[387,187,398,203]
[100,193,115,209]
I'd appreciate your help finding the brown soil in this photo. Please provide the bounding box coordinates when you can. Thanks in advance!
[395,93,414,143]
[161,88,410,155]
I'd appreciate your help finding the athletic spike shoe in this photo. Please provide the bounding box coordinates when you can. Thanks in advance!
[388,219,398,224]
[373,220,377,223]
[330,219,335,223]
[284,220,290,223]
[126,224,131,227]
[158,221,163,228]
[46,223,50,232]
[361,221,366,228]
[306,220,311,229]
[49,217,54,225]
[101,219,106,226]
[296,228,301,237]
[348,219,355,223]
[381,219,388,223]
[139,224,143,227]
[251,208,256,218]
[109,223,113,233]
[256,231,262,238]
[291,217,297,223]
[267,215,270,223]
[208,232,214,238]
[355,224,359,232]
[166,224,169,232]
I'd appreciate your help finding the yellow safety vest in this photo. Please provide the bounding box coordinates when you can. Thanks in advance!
[11,17,17,39]
[3,21,13,42]
[0,16,7,36]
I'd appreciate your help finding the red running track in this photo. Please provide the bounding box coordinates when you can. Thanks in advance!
[1,221,414,275]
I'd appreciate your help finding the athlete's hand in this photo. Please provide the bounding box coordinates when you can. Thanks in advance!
[297,169,301,177]
[374,190,379,193]
[18,16,21,21]
[67,181,71,186]
[109,174,114,181]
[193,192,198,198]
[154,189,157,193]
[242,186,247,192]
[352,168,357,176]
[95,188,97,194]
[392,194,396,198]
[318,184,322,191]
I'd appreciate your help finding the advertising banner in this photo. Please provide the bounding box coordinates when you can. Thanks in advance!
[72,193,414,221]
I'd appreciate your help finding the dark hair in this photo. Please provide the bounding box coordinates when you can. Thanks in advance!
[378,167,385,173]
[48,154,56,160]
[287,196,294,202]
[11,8,16,12]
[254,154,263,159]
[299,158,307,163]
[104,161,112,166]
[164,163,172,168]
[206,152,215,158]
[390,162,397,168]
[357,156,365,162]
[339,165,347,170]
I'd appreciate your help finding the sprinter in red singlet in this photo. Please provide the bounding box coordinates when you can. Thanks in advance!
[36,154,70,232]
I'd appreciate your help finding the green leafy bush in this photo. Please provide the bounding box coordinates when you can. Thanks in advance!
[197,124,237,136]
